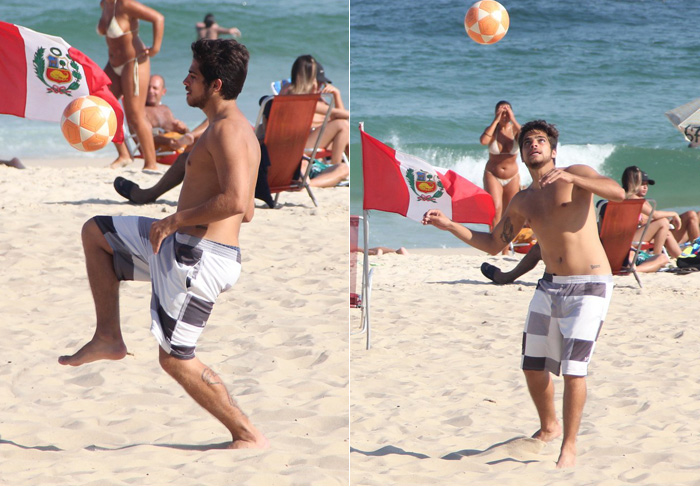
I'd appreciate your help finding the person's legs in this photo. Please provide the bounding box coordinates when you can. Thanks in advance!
[121,57,157,170]
[557,375,587,469]
[483,171,505,232]
[307,119,349,165]
[104,64,134,169]
[673,210,700,244]
[523,369,562,443]
[481,242,542,284]
[58,218,127,366]
[637,218,670,256]
[114,152,188,204]
[308,162,349,188]
[158,348,269,449]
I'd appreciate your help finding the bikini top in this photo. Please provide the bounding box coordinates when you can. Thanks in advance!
[488,137,519,155]
[98,0,138,39]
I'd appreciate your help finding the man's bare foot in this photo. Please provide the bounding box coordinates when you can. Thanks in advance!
[142,163,159,171]
[532,423,562,443]
[556,445,576,469]
[109,156,133,169]
[228,431,270,450]
[58,336,128,366]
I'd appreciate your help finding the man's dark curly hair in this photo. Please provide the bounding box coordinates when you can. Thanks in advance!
[191,39,249,100]
[518,120,559,152]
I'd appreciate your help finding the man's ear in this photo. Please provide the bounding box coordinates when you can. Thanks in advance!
[212,79,224,94]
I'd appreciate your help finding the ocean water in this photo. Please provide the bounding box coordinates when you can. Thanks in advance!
[0,0,349,160]
[350,0,700,249]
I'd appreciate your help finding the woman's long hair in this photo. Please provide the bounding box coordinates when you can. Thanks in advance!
[621,166,643,198]
[287,54,317,95]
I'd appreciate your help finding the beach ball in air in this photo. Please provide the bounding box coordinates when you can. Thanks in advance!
[60,95,117,151]
[465,0,510,45]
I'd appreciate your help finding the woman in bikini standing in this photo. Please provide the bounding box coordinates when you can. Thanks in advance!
[98,0,164,170]
[480,101,521,244]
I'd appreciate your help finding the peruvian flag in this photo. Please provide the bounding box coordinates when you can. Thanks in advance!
[360,125,495,224]
[0,21,124,143]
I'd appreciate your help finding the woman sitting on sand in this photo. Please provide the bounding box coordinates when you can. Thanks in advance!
[280,55,349,188]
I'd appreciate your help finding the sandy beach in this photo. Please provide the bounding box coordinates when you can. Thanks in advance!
[0,159,349,486]
[350,248,700,485]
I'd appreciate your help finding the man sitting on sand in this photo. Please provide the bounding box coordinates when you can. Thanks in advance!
[423,120,625,468]
[59,39,268,449]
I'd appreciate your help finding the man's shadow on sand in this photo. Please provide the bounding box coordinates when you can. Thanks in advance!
[0,436,231,452]
[351,435,544,466]
[429,278,537,288]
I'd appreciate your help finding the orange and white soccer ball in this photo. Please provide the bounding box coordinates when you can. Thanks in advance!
[465,0,510,45]
[60,95,117,152]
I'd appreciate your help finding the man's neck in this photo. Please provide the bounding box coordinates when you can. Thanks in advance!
[527,161,555,189]
[202,96,238,121]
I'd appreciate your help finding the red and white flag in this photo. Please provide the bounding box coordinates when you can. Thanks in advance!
[0,21,124,142]
[360,125,495,224]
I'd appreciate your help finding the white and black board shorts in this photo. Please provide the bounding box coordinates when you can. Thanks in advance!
[94,215,242,360]
[521,273,613,377]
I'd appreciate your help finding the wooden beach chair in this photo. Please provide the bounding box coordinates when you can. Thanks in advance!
[597,198,655,288]
[253,93,333,208]
[351,214,374,350]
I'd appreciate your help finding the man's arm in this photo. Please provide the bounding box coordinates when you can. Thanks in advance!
[149,123,251,252]
[422,197,526,255]
[541,165,625,202]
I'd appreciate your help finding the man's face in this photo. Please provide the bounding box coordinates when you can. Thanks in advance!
[521,130,556,169]
[183,60,212,109]
[146,76,166,107]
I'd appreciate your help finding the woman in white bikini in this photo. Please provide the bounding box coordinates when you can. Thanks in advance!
[279,55,349,188]
[98,0,164,170]
[480,101,521,248]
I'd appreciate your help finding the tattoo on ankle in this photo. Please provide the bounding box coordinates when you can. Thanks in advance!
[201,367,222,386]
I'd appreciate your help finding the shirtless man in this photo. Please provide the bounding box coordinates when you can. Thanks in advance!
[196,13,241,40]
[423,120,625,468]
[145,74,197,152]
[59,39,268,449]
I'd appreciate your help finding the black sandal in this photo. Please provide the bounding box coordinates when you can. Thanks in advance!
[113,177,140,204]
[480,262,500,283]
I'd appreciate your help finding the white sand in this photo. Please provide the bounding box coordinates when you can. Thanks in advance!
[351,250,700,485]
[0,160,349,485]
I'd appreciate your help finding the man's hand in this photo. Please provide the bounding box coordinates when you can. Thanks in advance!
[172,119,188,133]
[422,209,453,231]
[150,216,177,253]
[540,168,574,187]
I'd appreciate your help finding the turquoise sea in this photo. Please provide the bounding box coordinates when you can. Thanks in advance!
[350,0,700,249]
[0,0,349,159]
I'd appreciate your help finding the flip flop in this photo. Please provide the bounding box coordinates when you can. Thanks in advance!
[480,262,500,283]
[113,177,140,204]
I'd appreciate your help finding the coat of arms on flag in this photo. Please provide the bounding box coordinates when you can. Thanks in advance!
[406,169,443,202]
[34,46,83,95]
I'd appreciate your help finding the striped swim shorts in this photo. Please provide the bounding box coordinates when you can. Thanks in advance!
[521,273,613,377]
[94,215,242,360]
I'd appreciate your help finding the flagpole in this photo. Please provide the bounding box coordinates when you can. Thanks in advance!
[362,209,371,350]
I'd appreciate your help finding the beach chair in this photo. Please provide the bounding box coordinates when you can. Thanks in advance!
[253,93,333,208]
[270,78,291,95]
[351,214,374,350]
[597,198,655,288]
[271,78,349,169]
